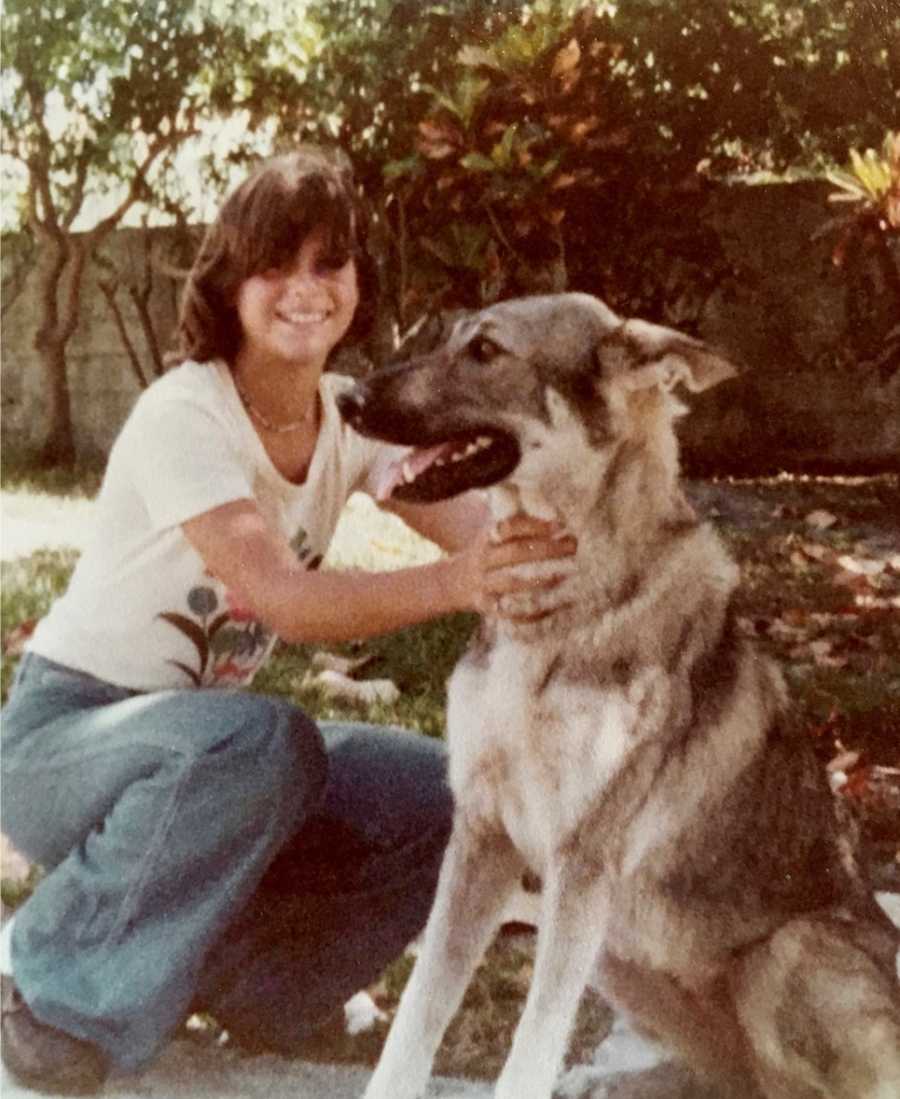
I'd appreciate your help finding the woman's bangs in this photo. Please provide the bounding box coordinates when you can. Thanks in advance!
[245,174,356,275]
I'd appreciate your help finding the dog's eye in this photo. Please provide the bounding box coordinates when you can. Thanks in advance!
[469,335,501,363]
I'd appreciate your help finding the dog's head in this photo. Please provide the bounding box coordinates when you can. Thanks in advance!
[337,293,737,506]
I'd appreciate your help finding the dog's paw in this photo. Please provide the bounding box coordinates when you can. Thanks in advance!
[555,1015,676,1099]
[586,1015,673,1077]
[556,1018,702,1099]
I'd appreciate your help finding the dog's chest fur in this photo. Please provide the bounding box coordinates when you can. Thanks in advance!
[446,630,644,873]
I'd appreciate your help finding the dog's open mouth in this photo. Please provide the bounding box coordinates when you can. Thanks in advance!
[377,430,520,503]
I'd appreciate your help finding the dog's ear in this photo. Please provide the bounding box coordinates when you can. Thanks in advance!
[599,319,738,394]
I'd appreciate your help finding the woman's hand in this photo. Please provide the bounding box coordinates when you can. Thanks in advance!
[452,514,578,621]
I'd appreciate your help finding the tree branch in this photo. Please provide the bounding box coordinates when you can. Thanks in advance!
[91,130,187,243]
[22,77,61,237]
[97,275,151,389]
[61,151,91,232]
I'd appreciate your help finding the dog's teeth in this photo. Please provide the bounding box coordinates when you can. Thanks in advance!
[402,461,415,483]
[448,436,493,463]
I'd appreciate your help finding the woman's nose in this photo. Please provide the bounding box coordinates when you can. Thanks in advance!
[284,259,317,286]
[281,261,331,301]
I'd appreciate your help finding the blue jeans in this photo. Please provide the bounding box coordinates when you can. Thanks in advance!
[1,653,453,1070]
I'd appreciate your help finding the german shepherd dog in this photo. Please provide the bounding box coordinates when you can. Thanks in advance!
[337,293,900,1099]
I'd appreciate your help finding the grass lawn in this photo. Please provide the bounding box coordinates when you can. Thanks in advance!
[1,470,898,1078]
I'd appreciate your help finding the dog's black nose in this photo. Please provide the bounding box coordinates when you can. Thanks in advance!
[336,384,367,425]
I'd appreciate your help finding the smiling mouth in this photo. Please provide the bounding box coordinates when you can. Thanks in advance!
[277,310,330,325]
[376,430,520,503]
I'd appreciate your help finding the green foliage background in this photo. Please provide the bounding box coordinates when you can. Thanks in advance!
[1,1,897,461]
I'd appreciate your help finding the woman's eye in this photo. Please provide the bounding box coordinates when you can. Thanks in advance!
[469,335,501,363]
[315,249,354,274]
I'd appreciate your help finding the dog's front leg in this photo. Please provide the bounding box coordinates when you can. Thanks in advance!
[493,858,608,1099]
[363,822,524,1099]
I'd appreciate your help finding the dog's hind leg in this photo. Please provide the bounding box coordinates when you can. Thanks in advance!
[363,823,524,1099]
[732,915,900,1099]
[597,953,763,1099]
[491,858,610,1099]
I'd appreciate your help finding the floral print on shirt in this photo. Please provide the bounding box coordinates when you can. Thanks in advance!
[157,527,322,687]
[158,585,273,687]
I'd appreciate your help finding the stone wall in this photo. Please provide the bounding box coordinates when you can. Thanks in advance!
[2,183,898,471]
[2,227,183,461]
[679,180,900,474]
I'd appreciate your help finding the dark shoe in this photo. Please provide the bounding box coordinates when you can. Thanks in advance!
[1,974,108,1095]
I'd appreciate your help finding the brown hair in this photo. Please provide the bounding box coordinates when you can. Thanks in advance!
[171,146,377,367]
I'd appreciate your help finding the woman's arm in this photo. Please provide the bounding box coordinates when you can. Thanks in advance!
[380,491,490,554]
[183,498,574,645]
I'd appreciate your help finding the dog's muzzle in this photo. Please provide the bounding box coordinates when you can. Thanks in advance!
[337,382,520,504]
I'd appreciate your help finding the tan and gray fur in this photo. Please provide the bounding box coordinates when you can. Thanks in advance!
[338,293,900,1099]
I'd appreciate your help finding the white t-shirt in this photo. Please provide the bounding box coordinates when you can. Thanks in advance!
[29,360,401,691]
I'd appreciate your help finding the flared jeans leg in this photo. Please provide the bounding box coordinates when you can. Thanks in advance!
[193,722,454,1054]
[1,655,327,1071]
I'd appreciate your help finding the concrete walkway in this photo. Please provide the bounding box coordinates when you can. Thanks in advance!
[1,1042,491,1099]
[0,491,97,561]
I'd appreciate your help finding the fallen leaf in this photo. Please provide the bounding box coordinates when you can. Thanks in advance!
[833,570,877,594]
[3,619,36,655]
[768,618,808,641]
[798,541,833,563]
[841,766,874,799]
[809,638,834,660]
[551,38,581,79]
[828,749,861,772]
[344,991,388,1035]
[808,610,857,628]
[736,616,760,636]
[805,509,838,530]
[815,654,850,669]
[303,669,400,706]
[310,650,374,677]
[855,594,900,609]
[836,553,886,577]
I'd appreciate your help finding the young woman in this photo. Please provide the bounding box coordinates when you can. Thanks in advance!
[0,147,574,1093]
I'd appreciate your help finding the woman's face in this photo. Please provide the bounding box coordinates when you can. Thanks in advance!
[234,226,359,373]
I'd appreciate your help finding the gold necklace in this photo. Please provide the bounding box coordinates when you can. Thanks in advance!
[235,379,316,434]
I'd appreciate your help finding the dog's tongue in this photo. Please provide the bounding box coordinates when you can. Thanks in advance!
[375,444,454,501]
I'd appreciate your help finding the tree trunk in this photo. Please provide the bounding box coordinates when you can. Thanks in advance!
[31,233,88,468]
[36,339,76,467]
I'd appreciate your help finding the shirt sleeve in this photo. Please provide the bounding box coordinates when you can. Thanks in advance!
[122,392,255,531]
